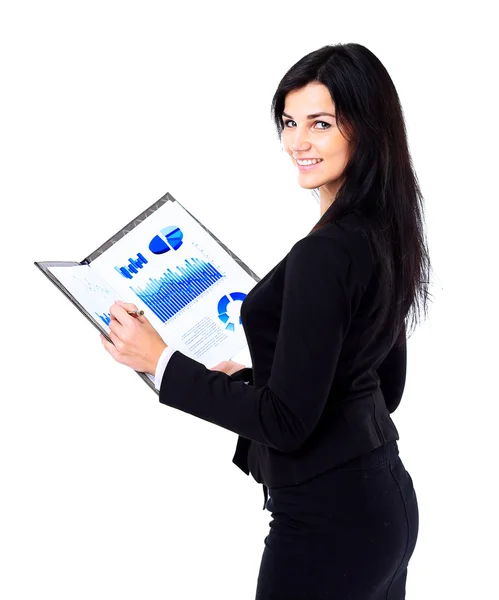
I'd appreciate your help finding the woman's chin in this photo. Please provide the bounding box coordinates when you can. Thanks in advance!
[297,178,321,190]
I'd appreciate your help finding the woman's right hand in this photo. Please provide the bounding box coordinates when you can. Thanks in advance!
[209,360,246,376]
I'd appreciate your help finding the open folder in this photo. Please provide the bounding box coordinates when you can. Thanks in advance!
[34,191,259,393]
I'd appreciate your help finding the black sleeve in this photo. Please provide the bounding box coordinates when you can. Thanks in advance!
[157,236,362,453]
[378,323,407,414]
[230,367,253,385]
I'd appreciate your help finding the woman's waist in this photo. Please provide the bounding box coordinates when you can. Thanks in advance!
[266,439,400,506]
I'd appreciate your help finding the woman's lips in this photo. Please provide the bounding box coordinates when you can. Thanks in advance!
[296,159,323,172]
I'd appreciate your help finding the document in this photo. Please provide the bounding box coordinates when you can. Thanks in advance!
[35,192,259,393]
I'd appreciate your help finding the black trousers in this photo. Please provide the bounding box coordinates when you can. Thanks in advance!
[255,440,419,600]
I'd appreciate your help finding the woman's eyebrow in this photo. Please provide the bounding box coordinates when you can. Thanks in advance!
[282,111,335,119]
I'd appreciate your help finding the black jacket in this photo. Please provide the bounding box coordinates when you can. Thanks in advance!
[158,212,407,508]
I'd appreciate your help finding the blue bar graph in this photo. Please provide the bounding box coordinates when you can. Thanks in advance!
[96,312,111,326]
[130,256,224,323]
[115,253,149,280]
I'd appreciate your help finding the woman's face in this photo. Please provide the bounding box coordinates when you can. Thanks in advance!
[282,82,352,207]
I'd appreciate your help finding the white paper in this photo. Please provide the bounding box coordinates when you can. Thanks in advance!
[58,200,255,371]
[47,265,124,333]
[47,264,156,384]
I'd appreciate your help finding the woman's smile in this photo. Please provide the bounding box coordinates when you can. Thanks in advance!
[295,157,324,172]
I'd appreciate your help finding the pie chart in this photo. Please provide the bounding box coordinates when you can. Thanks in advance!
[149,226,183,255]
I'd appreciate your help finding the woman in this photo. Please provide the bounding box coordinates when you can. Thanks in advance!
[102,42,430,599]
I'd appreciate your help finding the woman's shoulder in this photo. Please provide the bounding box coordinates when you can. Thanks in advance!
[299,213,374,284]
[307,212,372,256]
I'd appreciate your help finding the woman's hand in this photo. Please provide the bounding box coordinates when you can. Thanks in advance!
[209,360,246,376]
[100,300,167,376]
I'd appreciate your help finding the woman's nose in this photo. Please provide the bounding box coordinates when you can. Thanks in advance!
[290,130,311,152]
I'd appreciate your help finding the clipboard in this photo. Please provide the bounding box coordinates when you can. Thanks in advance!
[34,191,259,393]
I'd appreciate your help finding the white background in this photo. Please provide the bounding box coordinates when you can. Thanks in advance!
[1,1,497,598]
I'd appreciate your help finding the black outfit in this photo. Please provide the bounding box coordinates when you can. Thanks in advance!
[158,211,419,599]
[253,439,418,600]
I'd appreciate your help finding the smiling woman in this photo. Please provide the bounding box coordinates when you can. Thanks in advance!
[102,41,429,600]
[281,84,352,215]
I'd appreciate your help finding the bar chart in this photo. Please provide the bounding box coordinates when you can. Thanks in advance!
[114,253,149,279]
[129,256,224,323]
[96,312,112,326]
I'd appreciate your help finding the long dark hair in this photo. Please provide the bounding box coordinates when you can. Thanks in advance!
[271,43,432,345]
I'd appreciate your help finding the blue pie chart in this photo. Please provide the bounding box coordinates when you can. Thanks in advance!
[149,226,183,255]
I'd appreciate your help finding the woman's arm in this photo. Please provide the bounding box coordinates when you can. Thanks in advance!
[229,367,253,385]
[154,345,178,390]
[156,235,363,453]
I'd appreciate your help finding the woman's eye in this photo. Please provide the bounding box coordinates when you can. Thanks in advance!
[283,119,331,129]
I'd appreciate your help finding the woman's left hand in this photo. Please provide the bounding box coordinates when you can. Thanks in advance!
[100,300,168,376]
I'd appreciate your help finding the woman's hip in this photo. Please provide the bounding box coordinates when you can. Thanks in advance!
[256,441,419,598]
[267,444,417,551]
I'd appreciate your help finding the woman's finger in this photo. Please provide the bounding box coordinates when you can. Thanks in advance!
[211,361,228,371]
[108,316,125,338]
[109,303,138,327]
[101,333,117,356]
[107,329,124,351]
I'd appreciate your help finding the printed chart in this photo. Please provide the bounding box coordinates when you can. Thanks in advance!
[47,265,123,331]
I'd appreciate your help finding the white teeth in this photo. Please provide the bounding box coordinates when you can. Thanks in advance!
[297,158,322,166]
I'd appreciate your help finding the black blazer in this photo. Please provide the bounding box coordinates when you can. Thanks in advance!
[158,211,407,507]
